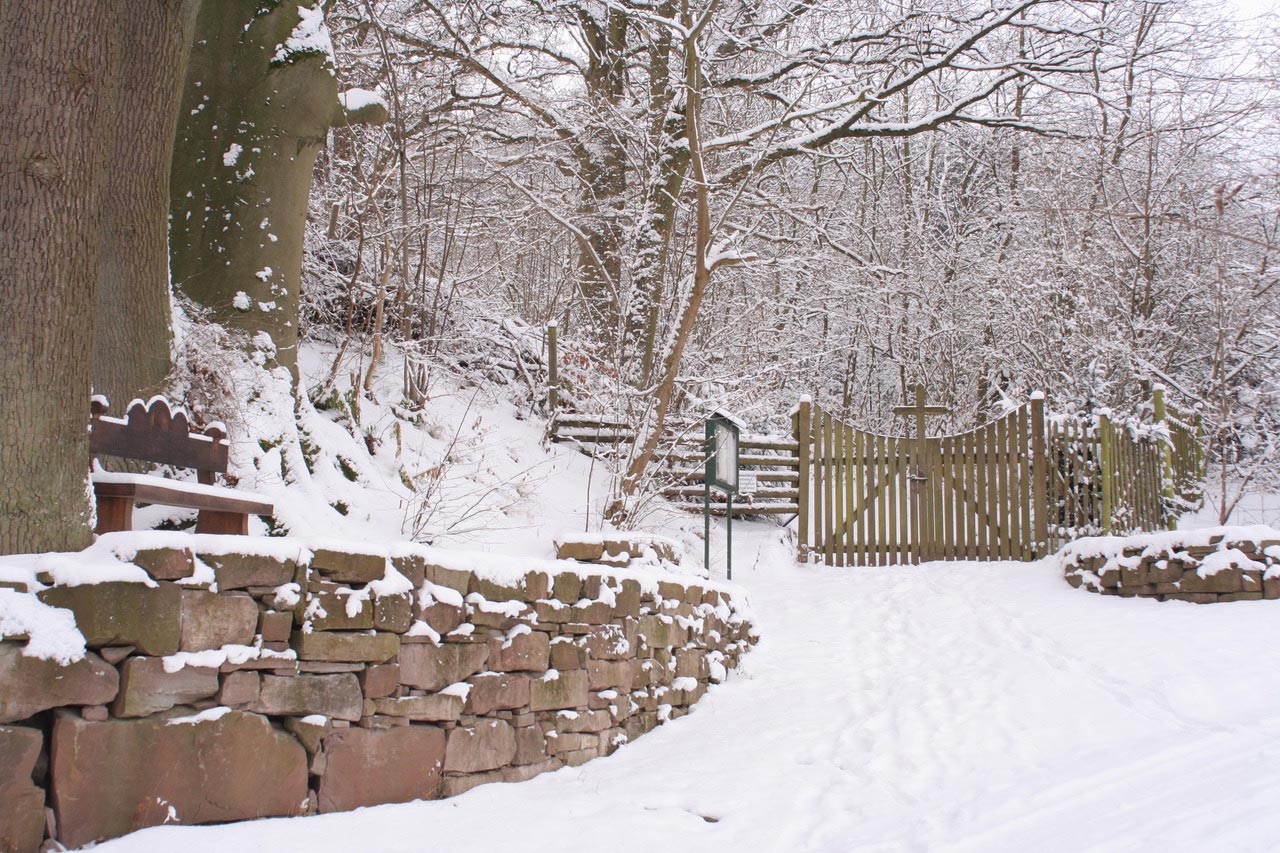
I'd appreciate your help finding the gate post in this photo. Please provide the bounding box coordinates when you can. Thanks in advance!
[794,397,811,561]
[1030,393,1049,556]
[1152,386,1177,530]
[546,321,559,412]
[1098,410,1114,534]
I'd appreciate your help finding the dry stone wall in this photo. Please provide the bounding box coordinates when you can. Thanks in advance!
[1056,528,1280,603]
[0,534,755,852]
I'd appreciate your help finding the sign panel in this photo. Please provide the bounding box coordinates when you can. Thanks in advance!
[705,412,740,495]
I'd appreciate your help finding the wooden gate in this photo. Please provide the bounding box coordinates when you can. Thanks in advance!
[794,398,1049,565]
[795,389,1203,566]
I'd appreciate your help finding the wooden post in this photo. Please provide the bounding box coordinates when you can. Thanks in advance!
[1099,410,1114,534]
[913,386,928,564]
[1152,386,1177,530]
[547,321,559,412]
[795,397,811,561]
[1030,393,1049,556]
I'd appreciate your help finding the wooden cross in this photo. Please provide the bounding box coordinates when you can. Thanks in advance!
[892,384,951,443]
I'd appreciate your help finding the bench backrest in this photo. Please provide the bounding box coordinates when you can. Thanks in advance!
[90,397,229,479]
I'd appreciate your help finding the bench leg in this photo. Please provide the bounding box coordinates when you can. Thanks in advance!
[196,510,249,535]
[95,497,134,534]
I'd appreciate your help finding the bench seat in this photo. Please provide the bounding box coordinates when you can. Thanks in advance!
[91,472,274,535]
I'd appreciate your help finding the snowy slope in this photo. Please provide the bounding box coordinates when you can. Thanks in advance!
[96,522,1280,853]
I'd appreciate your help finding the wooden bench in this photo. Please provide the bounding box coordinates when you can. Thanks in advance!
[89,397,274,535]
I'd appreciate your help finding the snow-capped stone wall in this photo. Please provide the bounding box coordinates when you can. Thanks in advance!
[1054,527,1280,603]
[0,533,755,851]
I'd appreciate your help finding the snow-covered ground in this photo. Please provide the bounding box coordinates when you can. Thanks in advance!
[98,521,1280,853]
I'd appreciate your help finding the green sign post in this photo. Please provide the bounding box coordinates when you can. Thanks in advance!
[704,411,742,579]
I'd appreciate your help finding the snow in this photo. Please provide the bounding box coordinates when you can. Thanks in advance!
[94,522,1280,852]
[338,88,387,112]
[233,292,252,311]
[166,706,233,726]
[273,3,335,67]
[90,472,272,506]
[0,589,87,663]
[222,144,242,167]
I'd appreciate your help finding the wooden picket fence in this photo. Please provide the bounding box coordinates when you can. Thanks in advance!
[795,390,1204,565]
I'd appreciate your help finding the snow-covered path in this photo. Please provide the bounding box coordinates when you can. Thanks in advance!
[102,525,1280,852]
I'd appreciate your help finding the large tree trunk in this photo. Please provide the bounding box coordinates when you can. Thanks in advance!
[0,5,121,554]
[91,1,201,411]
[170,0,384,378]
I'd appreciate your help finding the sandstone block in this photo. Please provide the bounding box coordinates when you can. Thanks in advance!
[1179,568,1243,594]
[399,642,489,691]
[512,725,546,765]
[444,719,516,772]
[303,582,374,631]
[1264,577,1280,600]
[252,673,363,721]
[469,601,525,630]
[552,572,583,604]
[390,555,426,588]
[1119,566,1151,587]
[199,553,296,590]
[283,715,329,753]
[587,659,635,692]
[637,614,686,649]
[614,580,642,618]
[502,757,559,782]
[471,574,528,603]
[372,693,463,722]
[441,770,502,797]
[556,541,604,562]
[549,639,587,670]
[423,563,472,595]
[179,590,258,652]
[465,673,531,715]
[1096,567,1122,589]
[0,645,118,724]
[530,669,588,712]
[545,731,595,756]
[291,630,399,663]
[1219,591,1263,602]
[131,548,194,581]
[675,648,708,679]
[525,571,550,601]
[218,671,261,707]
[0,725,45,853]
[373,592,413,633]
[568,600,612,624]
[359,664,400,699]
[555,709,611,733]
[657,581,685,602]
[584,624,633,661]
[51,710,306,848]
[258,610,293,643]
[316,726,445,813]
[487,630,550,673]
[39,582,181,655]
[310,549,387,585]
[1163,592,1219,604]
[112,657,218,718]
[418,600,465,635]
[533,599,571,623]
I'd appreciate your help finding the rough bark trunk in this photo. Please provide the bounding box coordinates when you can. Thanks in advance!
[574,7,629,342]
[169,0,385,378]
[91,1,201,412]
[0,4,121,553]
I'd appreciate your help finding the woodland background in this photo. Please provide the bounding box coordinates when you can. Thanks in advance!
[1,0,1276,554]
